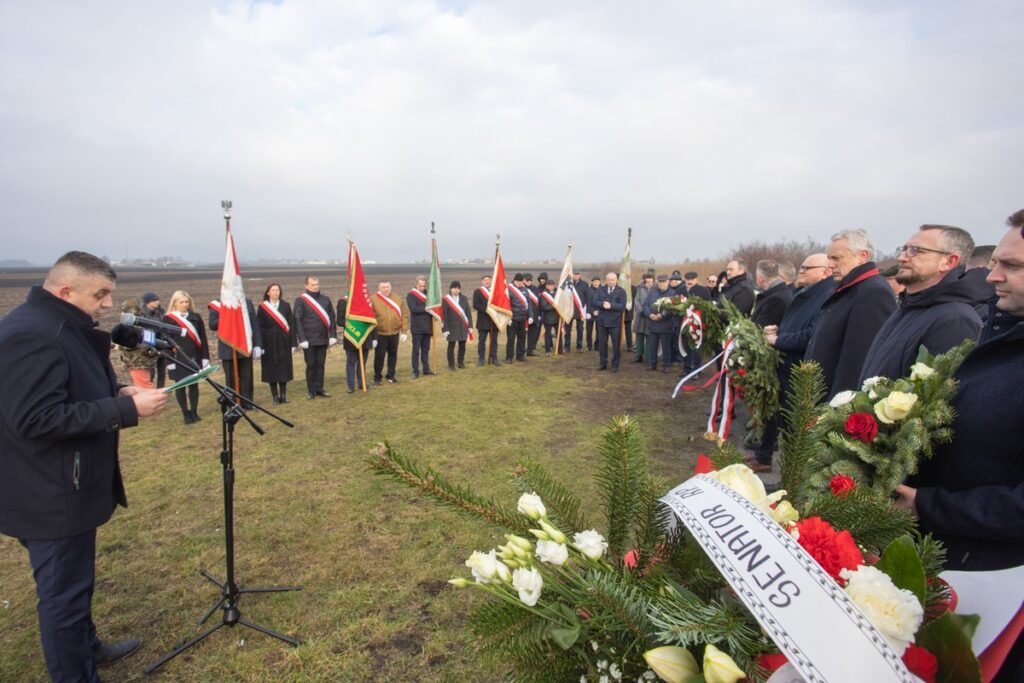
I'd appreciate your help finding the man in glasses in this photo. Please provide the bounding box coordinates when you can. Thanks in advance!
[859,225,986,383]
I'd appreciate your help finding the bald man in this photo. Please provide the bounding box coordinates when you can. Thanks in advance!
[0,251,168,680]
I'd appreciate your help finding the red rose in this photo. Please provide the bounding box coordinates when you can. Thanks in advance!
[844,412,879,443]
[829,474,856,497]
[901,644,938,683]
[794,517,864,584]
[693,454,717,475]
[736,367,748,377]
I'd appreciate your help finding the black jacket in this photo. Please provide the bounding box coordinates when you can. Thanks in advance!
[209,298,263,360]
[591,285,627,328]
[685,284,713,301]
[751,280,794,328]
[472,286,495,331]
[911,307,1024,570]
[509,285,530,322]
[720,274,755,315]
[164,310,210,379]
[0,287,138,539]
[538,290,560,326]
[859,268,984,382]
[961,267,996,322]
[407,289,434,335]
[804,262,896,397]
[293,290,337,346]
[441,293,473,342]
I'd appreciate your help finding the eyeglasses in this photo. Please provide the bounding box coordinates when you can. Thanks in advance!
[798,265,827,272]
[895,245,951,258]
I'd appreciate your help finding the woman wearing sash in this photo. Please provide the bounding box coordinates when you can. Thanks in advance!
[441,281,473,370]
[163,290,209,424]
[257,283,296,404]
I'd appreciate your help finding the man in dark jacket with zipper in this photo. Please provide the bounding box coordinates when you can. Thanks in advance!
[472,275,501,366]
[720,259,756,315]
[859,225,983,382]
[406,276,435,378]
[895,217,1024,682]
[750,259,794,328]
[805,229,896,397]
[0,252,168,681]
[293,276,337,399]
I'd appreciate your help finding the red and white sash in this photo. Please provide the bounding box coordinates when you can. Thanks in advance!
[259,300,289,334]
[168,311,202,348]
[375,292,403,318]
[570,285,586,317]
[540,291,557,310]
[478,286,490,298]
[444,294,474,342]
[207,299,221,312]
[300,293,331,330]
[508,285,529,327]
[408,288,427,303]
[526,288,539,307]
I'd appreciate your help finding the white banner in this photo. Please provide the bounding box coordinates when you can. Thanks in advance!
[661,476,916,683]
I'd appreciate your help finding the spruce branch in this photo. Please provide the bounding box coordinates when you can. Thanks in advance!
[778,361,827,500]
[595,415,649,561]
[512,459,592,534]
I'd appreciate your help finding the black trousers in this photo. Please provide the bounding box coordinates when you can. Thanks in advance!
[506,320,527,361]
[221,355,254,402]
[345,348,366,390]
[682,334,702,371]
[585,317,596,349]
[527,320,541,353]
[477,328,500,362]
[597,325,622,369]
[374,334,399,380]
[543,323,557,352]
[634,331,648,360]
[672,320,684,363]
[563,317,584,350]
[20,529,101,683]
[175,384,199,417]
[411,333,431,373]
[303,344,328,393]
[649,332,674,369]
[447,340,466,367]
[150,356,167,388]
[623,318,633,350]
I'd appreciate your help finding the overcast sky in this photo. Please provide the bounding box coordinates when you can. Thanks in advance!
[1,1,1021,264]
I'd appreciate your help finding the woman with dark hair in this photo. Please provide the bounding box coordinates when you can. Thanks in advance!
[164,290,209,424]
[257,282,296,403]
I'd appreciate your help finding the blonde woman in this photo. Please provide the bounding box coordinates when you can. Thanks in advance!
[163,291,209,424]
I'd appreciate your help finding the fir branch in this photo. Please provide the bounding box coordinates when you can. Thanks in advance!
[470,601,586,683]
[367,442,530,533]
[594,415,650,561]
[511,459,592,534]
[778,361,827,499]
[710,440,748,469]
[805,487,916,554]
[579,570,659,646]
[631,477,672,575]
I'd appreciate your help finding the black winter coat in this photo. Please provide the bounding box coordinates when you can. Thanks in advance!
[472,286,494,330]
[0,287,138,539]
[720,274,755,315]
[538,290,560,326]
[442,293,474,342]
[164,310,210,380]
[407,290,434,334]
[859,268,984,382]
[293,290,337,346]
[257,299,296,383]
[960,266,996,322]
[804,262,896,397]
[751,281,794,328]
[773,277,836,359]
[591,286,627,328]
[911,307,1024,570]
[684,284,713,302]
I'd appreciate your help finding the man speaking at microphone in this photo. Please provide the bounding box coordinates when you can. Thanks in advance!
[0,251,168,681]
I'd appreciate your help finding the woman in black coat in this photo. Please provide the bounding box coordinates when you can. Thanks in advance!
[163,290,210,424]
[257,283,296,404]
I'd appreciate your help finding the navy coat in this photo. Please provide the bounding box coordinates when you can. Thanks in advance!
[751,280,794,328]
[643,287,676,334]
[804,262,896,397]
[0,287,138,539]
[720,274,756,315]
[591,285,627,328]
[407,289,435,335]
[911,307,1024,570]
[773,277,836,359]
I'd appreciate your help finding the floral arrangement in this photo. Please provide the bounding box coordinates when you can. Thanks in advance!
[653,294,726,352]
[720,315,781,431]
[369,415,982,683]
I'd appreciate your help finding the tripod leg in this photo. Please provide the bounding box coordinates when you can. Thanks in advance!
[200,569,226,590]
[239,584,303,594]
[197,595,228,626]
[238,618,301,646]
[144,621,225,674]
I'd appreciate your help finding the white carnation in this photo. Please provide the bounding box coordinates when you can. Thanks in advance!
[572,529,609,560]
[841,565,923,654]
[511,566,543,606]
[516,492,546,520]
[861,376,884,398]
[829,390,857,409]
[535,539,568,566]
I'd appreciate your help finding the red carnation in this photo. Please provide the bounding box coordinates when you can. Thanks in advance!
[901,644,938,683]
[756,653,789,673]
[844,412,879,443]
[736,367,748,377]
[794,517,864,584]
[693,454,717,475]
[829,474,856,497]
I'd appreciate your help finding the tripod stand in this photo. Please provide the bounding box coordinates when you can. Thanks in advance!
[145,348,301,674]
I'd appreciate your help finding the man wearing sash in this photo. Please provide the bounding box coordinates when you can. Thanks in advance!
[524,273,542,356]
[562,270,586,353]
[208,297,263,403]
[441,281,473,370]
[538,278,560,355]
[406,276,435,379]
[473,275,501,366]
[592,272,627,372]
[293,276,337,399]
[370,281,408,385]
[585,276,601,351]
[505,273,531,363]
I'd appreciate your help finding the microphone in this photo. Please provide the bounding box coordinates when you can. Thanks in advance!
[120,312,187,337]
[111,324,174,350]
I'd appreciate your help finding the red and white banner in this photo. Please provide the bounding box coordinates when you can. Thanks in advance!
[217,224,253,356]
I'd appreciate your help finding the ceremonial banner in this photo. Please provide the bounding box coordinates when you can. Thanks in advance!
[486,243,512,330]
[426,232,443,321]
[217,223,253,355]
[661,476,915,683]
[552,245,576,323]
[620,228,633,311]
[344,241,377,348]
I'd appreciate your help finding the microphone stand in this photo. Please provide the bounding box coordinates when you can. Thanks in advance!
[145,337,302,674]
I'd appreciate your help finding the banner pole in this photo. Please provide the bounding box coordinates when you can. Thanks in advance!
[359,345,367,393]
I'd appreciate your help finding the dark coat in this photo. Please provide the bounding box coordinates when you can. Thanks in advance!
[509,285,530,322]
[685,284,713,302]
[164,310,210,380]
[472,286,495,331]
[961,267,996,322]
[911,307,1024,570]
[208,298,263,361]
[773,277,836,359]
[257,299,296,383]
[720,274,756,315]
[859,268,984,382]
[633,283,654,334]
[0,287,138,539]
[538,290,560,326]
[441,293,473,342]
[751,280,794,328]
[406,289,434,335]
[293,290,336,346]
[570,278,587,319]
[804,262,896,397]
[591,285,627,328]
[643,287,676,334]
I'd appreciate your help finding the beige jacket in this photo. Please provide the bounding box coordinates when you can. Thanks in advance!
[370,293,409,335]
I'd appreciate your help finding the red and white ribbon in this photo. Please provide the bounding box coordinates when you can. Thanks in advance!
[259,300,290,334]
[677,305,705,357]
[444,294,474,342]
[671,338,737,440]
[168,311,202,348]
[375,292,403,318]
[300,293,332,330]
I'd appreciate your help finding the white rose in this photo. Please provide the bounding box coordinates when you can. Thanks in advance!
[516,492,546,520]
[829,390,857,409]
[511,566,543,606]
[874,391,918,425]
[841,565,923,654]
[909,362,935,381]
[706,464,787,518]
[465,549,501,584]
[572,529,608,560]
[861,376,884,399]
[535,540,568,566]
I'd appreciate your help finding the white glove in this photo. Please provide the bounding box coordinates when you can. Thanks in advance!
[586,313,592,320]
[372,339,378,349]
[299,340,309,350]
[400,334,408,343]
[166,363,176,371]
[201,359,211,369]
[528,317,534,325]
[329,337,338,346]
[291,347,298,354]
[253,346,263,360]
[443,330,450,338]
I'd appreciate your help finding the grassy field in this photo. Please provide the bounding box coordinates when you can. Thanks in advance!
[0,338,715,681]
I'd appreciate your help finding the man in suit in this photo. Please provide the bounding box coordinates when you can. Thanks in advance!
[208,297,263,402]
[472,275,501,366]
[406,276,435,379]
[293,276,337,399]
[523,273,541,356]
[0,252,169,681]
[441,281,473,369]
[591,272,627,372]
